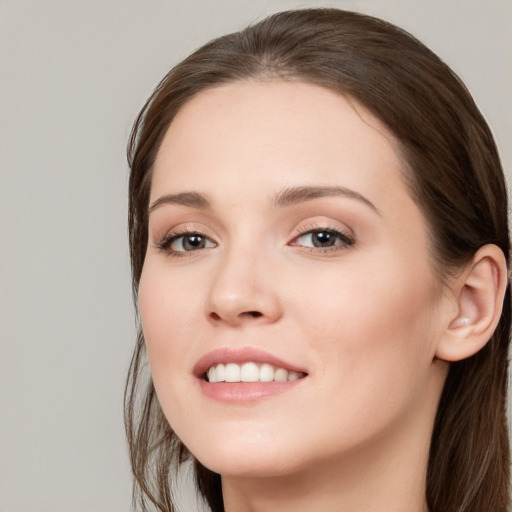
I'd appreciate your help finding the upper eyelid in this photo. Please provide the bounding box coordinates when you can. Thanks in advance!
[160,224,351,239]
[293,220,354,237]
[161,229,217,246]
[155,230,217,257]
[289,219,357,249]
[153,219,355,246]
[291,227,355,245]
[155,222,218,241]
[152,224,218,254]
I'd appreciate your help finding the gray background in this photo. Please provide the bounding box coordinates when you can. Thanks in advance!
[0,1,510,511]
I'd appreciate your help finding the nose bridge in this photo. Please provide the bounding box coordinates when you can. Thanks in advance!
[206,235,281,325]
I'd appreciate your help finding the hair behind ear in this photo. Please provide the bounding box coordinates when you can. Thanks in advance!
[427,246,510,511]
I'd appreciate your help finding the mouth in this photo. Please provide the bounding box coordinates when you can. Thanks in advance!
[194,348,308,402]
[205,362,306,383]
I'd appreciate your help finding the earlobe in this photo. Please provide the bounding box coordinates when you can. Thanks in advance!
[436,244,508,362]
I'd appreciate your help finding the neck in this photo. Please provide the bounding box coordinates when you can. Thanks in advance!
[222,441,429,512]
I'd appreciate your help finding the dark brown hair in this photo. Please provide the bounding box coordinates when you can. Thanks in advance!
[125,8,510,512]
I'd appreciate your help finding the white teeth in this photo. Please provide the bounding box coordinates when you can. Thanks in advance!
[205,362,305,383]
[274,368,288,382]
[225,363,241,382]
[259,363,274,382]
[215,363,226,382]
[240,362,259,382]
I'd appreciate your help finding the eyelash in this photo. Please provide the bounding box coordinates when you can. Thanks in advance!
[290,225,355,254]
[155,225,355,258]
[156,228,216,258]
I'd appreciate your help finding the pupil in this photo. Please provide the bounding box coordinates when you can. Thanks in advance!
[184,235,205,250]
[313,231,335,247]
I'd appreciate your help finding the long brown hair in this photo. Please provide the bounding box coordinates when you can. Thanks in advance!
[125,9,510,512]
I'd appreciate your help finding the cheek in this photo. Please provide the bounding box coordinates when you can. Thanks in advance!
[139,271,170,355]
[292,276,440,453]
[138,265,205,431]
[138,264,196,376]
[298,259,440,397]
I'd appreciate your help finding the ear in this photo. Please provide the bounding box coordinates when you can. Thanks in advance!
[436,244,508,362]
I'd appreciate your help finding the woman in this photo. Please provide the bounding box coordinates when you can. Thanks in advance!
[125,8,510,512]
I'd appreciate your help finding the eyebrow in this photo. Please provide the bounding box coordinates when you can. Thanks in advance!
[148,185,379,215]
[273,185,380,213]
[148,192,210,214]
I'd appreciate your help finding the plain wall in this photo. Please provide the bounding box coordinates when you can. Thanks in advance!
[0,1,510,511]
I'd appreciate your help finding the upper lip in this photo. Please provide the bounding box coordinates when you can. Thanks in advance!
[193,347,308,378]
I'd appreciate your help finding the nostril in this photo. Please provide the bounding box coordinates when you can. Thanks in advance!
[208,310,263,323]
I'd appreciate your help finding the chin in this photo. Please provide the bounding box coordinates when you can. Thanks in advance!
[196,451,305,479]
[182,432,309,478]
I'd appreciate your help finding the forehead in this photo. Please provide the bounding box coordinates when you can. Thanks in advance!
[151,80,410,213]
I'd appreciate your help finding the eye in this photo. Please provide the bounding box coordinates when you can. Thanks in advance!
[291,228,354,250]
[157,231,216,255]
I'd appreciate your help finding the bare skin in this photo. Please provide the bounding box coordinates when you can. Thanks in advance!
[139,80,506,511]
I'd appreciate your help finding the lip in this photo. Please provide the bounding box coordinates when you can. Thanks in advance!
[194,347,308,403]
[199,380,304,402]
[193,347,308,378]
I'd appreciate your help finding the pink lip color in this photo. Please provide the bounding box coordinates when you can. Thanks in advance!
[199,380,304,403]
[194,347,307,377]
[194,347,308,403]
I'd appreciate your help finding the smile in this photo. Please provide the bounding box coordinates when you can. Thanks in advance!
[206,362,306,383]
[195,348,308,402]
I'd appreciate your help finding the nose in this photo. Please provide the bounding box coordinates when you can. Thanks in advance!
[206,248,283,327]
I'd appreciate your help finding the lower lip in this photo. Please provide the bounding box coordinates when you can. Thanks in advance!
[199,379,305,403]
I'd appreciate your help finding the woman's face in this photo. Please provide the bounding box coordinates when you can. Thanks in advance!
[139,81,451,477]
